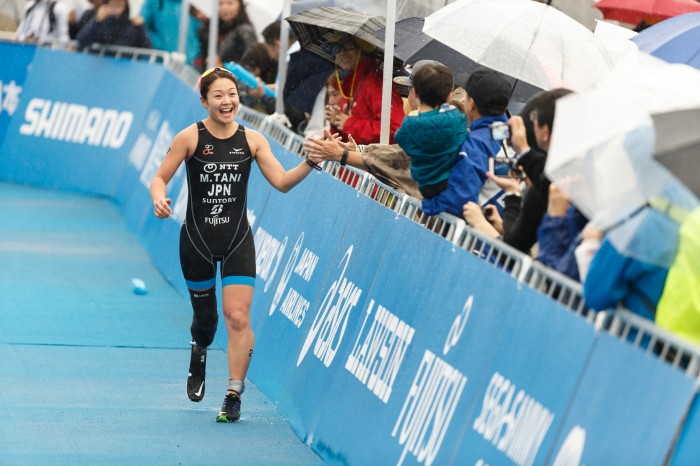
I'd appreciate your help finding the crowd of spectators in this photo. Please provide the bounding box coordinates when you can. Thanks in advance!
[11,1,698,345]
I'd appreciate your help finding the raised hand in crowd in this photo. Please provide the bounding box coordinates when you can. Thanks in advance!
[547,183,570,217]
[483,204,504,235]
[325,104,350,132]
[575,222,603,281]
[486,170,524,194]
[507,115,530,154]
[95,0,125,22]
[463,202,501,239]
[464,171,524,238]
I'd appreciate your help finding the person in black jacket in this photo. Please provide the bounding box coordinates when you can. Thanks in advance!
[76,0,152,50]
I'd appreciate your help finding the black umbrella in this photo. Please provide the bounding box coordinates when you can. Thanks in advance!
[286,6,403,71]
[372,16,543,107]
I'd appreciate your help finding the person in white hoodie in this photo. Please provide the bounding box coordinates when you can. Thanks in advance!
[15,0,71,44]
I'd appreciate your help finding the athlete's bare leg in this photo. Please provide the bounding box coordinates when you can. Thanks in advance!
[222,284,255,393]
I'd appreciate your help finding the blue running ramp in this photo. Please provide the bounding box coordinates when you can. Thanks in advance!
[0,183,324,465]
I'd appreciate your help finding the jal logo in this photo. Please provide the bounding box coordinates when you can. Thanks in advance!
[203,144,214,156]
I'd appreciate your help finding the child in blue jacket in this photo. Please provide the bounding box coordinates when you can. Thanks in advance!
[394,61,467,199]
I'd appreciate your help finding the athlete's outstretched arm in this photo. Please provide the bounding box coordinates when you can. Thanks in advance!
[150,124,197,218]
[247,129,313,193]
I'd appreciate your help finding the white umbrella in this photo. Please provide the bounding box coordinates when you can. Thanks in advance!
[545,52,700,267]
[422,0,615,92]
[593,19,639,63]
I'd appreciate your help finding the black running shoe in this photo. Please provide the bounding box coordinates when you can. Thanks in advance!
[186,343,207,402]
[216,393,241,422]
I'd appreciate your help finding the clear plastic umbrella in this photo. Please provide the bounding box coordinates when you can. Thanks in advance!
[546,52,700,267]
[422,0,616,92]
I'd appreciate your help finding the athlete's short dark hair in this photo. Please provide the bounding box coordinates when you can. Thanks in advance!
[199,68,239,99]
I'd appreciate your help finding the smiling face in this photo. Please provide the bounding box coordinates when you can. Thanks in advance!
[334,39,361,72]
[201,77,239,124]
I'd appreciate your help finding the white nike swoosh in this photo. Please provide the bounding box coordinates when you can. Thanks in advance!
[194,382,204,397]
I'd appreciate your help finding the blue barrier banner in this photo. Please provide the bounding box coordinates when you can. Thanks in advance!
[671,392,700,465]
[240,122,276,226]
[303,216,518,466]
[0,42,35,147]
[0,49,164,196]
[269,190,399,439]
[452,292,596,466]
[281,215,600,466]
[549,332,695,466]
[112,70,204,232]
[246,149,317,325]
[249,175,363,402]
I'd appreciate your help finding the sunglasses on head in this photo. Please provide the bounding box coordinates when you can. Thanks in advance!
[199,67,234,89]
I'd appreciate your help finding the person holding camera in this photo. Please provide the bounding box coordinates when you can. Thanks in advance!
[421,67,512,218]
[394,61,467,200]
[463,88,572,253]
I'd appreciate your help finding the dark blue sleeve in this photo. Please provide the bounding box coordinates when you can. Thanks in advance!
[536,214,580,281]
[421,151,484,217]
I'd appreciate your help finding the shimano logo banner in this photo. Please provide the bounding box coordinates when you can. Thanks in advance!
[0,48,164,196]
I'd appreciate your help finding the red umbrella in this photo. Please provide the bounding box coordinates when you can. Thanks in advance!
[595,0,700,26]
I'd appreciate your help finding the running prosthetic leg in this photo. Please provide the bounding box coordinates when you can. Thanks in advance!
[187,342,207,402]
[186,288,217,402]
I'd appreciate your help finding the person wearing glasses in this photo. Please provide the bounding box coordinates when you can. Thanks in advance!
[323,32,405,145]
[149,67,315,423]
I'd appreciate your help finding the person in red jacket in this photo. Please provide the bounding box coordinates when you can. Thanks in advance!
[324,33,405,145]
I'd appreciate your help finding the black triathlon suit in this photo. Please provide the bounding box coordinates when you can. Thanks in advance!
[180,121,256,290]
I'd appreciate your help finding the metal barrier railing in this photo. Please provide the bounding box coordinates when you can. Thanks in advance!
[287,133,306,156]
[86,43,172,64]
[167,59,200,89]
[359,175,407,214]
[523,261,592,320]
[399,196,465,243]
[261,119,291,148]
[322,161,368,190]
[596,310,700,378]
[54,42,700,380]
[456,223,532,281]
[236,106,267,130]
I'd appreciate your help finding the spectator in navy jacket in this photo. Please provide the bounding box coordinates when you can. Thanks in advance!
[76,0,152,50]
